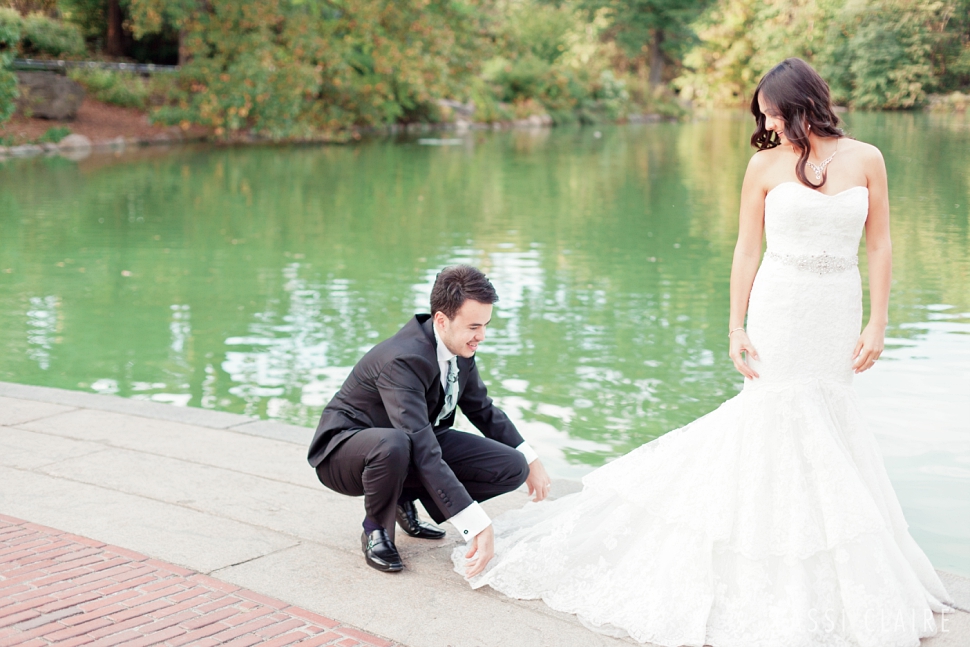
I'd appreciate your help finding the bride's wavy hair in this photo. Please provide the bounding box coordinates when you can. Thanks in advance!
[750,58,844,189]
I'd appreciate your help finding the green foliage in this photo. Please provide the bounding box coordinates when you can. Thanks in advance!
[68,67,171,108]
[3,0,961,134]
[39,1,689,134]
[20,11,86,58]
[927,91,970,112]
[0,124,70,145]
[503,3,576,64]
[0,7,22,66]
[678,0,970,109]
[36,125,70,142]
[57,0,107,41]
[0,7,24,62]
[0,7,21,123]
[477,3,643,124]
[487,55,554,103]
[127,0,490,138]
[582,0,708,60]
[466,76,513,123]
[0,69,16,122]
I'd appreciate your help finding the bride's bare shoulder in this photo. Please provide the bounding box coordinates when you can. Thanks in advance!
[840,138,886,181]
[747,146,785,171]
[840,137,884,161]
[744,146,788,193]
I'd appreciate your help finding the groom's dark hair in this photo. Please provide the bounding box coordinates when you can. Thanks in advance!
[431,265,498,320]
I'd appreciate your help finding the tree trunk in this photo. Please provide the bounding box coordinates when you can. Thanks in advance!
[648,30,665,88]
[105,0,124,57]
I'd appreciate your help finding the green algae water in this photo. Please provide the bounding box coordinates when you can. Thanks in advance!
[1,112,968,574]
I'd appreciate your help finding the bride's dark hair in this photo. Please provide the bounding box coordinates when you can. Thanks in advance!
[750,58,844,189]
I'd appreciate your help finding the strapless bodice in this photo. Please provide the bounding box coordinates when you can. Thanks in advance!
[764,182,868,259]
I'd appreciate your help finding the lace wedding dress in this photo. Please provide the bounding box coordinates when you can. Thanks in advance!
[453,181,954,647]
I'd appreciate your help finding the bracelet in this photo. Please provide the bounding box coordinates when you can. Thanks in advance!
[728,327,745,338]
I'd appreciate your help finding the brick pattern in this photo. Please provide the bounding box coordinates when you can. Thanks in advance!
[0,516,400,647]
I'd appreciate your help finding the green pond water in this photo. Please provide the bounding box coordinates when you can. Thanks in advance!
[1,111,968,575]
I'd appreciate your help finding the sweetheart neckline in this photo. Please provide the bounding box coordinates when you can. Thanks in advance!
[766,181,869,200]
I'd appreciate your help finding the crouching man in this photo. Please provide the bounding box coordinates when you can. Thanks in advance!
[307,265,551,576]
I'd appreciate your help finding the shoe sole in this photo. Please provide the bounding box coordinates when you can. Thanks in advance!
[365,557,404,572]
[399,529,446,540]
[397,523,446,540]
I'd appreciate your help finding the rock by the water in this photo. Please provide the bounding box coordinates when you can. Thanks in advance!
[9,144,44,157]
[15,71,85,120]
[58,133,92,150]
[58,133,92,160]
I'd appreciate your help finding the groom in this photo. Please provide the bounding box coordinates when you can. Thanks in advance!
[307,265,551,576]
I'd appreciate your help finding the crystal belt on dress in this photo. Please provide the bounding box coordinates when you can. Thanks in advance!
[764,250,858,275]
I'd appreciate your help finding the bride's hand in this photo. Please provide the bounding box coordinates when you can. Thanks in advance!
[729,330,760,379]
[853,322,885,373]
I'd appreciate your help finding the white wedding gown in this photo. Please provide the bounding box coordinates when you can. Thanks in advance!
[453,181,954,647]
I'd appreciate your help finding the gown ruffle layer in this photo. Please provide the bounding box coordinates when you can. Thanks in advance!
[454,380,952,647]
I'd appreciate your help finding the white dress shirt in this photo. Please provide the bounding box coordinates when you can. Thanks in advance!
[433,323,538,541]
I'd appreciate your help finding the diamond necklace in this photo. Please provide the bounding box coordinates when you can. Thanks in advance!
[805,139,838,181]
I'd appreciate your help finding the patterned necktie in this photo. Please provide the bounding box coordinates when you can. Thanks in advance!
[434,356,459,426]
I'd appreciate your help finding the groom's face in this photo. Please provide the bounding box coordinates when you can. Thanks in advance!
[434,300,493,358]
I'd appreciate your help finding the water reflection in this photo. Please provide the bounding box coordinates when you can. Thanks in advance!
[26,295,60,370]
[856,316,970,576]
[0,111,967,573]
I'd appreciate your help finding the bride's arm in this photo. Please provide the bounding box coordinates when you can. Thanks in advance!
[854,147,892,373]
[729,154,769,379]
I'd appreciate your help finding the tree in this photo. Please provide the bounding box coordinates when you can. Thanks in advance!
[120,0,491,137]
[582,0,710,88]
[677,0,970,108]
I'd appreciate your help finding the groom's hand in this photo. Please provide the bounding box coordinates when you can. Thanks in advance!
[525,459,551,502]
[464,525,494,578]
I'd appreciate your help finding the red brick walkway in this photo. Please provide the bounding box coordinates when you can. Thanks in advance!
[0,515,401,647]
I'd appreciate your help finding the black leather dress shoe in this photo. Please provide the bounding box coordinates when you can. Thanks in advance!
[396,500,446,540]
[361,529,403,572]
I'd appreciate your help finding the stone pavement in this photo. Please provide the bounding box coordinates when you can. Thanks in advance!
[0,515,395,647]
[0,381,968,647]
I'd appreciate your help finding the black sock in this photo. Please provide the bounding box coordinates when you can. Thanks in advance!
[362,516,383,535]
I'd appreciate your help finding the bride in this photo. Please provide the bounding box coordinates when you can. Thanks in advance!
[452,58,955,647]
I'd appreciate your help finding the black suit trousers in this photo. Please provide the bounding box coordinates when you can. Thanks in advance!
[315,427,529,543]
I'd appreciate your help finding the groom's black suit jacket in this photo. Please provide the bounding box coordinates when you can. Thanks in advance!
[307,314,525,520]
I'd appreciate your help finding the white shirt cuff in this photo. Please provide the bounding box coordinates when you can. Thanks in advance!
[449,501,491,542]
[516,441,539,464]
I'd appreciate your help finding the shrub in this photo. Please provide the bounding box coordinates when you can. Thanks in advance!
[0,8,24,58]
[466,77,513,123]
[36,125,71,143]
[68,68,164,109]
[20,12,86,59]
[589,70,630,122]
[0,69,16,122]
[926,91,970,113]
[0,7,21,123]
